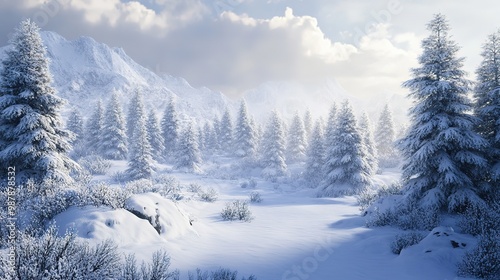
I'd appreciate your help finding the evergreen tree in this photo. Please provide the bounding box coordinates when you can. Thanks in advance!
[66,108,84,143]
[374,104,397,165]
[303,110,313,140]
[286,112,307,162]
[234,100,257,158]
[325,103,337,146]
[304,119,325,187]
[126,90,145,143]
[261,111,287,178]
[0,19,77,183]
[176,124,202,172]
[474,30,500,186]
[161,98,179,159]
[202,122,215,154]
[101,93,128,160]
[212,116,222,152]
[319,101,371,197]
[146,111,165,162]
[85,100,104,156]
[359,112,378,175]
[127,111,154,180]
[219,108,233,153]
[400,14,489,212]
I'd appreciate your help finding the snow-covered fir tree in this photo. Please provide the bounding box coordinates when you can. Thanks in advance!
[101,93,128,160]
[374,104,397,166]
[359,112,378,175]
[161,98,179,159]
[176,124,202,172]
[286,112,307,162]
[303,110,313,140]
[304,119,325,187]
[234,100,257,158]
[319,101,371,197]
[219,108,233,153]
[146,111,165,162]
[85,100,104,156]
[126,90,145,143]
[66,108,84,143]
[0,19,77,183]
[325,103,337,145]
[202,122,215,154]
[197,126,205,153]
[400,14,489,212]
[127,110,154,180]
[474,30,500,186]
[212,116,222,152]
[261,111,287,178]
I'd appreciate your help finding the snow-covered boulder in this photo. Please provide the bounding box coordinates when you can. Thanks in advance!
[399,227,476,265]
[125,192,196,240]
[53,205,165,247]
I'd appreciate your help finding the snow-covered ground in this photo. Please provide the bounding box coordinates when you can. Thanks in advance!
[51,161,473,279]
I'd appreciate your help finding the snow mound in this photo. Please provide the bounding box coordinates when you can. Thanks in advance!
[125,192,196,240]
[53,205,165,246]
[399,226,476,267]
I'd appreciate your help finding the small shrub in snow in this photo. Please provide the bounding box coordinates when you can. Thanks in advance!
[78,155,112,175]
[458,230,500,280]
[188,267,257,280]
[390,231,426,254]
[221,200,252,222]
[188,183,202,193]
[249,191,262,203]
[125,179,155,194]
[367,202,439,231]
[240,178,257,189]
[80,182,130,209]
[140,250,180,280]
[199,187,218,202]
[458,204,500,236]
[0,226,121,279]
[113,171,128,184]
[357,182,402,211]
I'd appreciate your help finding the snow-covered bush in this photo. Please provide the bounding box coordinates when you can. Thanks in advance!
[221,200,252,222]
[199,187,218,202]
[125,179,155,194]
[358,182,403,212]
[367,201,439,231]
[188,267,257,280]
[78,155,112,175]
[187,183,202,193]
[139,250,180,280]
[113,171,129,184]
[240,178,257,189]
[458,204,500,236]
[152,174,182,198]
[458,230,500,280]
[0,226,121,279]
[390,231,426,254]
[249,191,262,203]
[79,182,130,209]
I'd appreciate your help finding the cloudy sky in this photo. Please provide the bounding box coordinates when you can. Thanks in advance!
[0,0,498,99]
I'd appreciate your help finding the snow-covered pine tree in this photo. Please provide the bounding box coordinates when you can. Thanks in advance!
[304,119,325,187]
[85,100,104,156]
[212,116,222,152]
[303,110,313,140]
[325,103,337,145]
[286,112,307,163]
[161,98,179,159]
[319,100,371,197]
[400,14,489,213]
[261,111,287,179]
[66,108,84,143]
[219,108,233,153]
[359,112,378,175]
[474,30,500,188]
[126,90,145,142]
[234,100,257,158]
[175,124,202,173]
[197,126,205,153]
[146,111,165,162]
[374,104,397,166]
[127,110,154,180]
[202,122,215,154]
[101,93,128,160]
[0,19,78,183]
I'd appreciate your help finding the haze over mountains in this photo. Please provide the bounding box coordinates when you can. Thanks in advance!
[0,31,410,124]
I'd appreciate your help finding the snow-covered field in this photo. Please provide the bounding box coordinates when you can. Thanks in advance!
[51,161,473,280]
